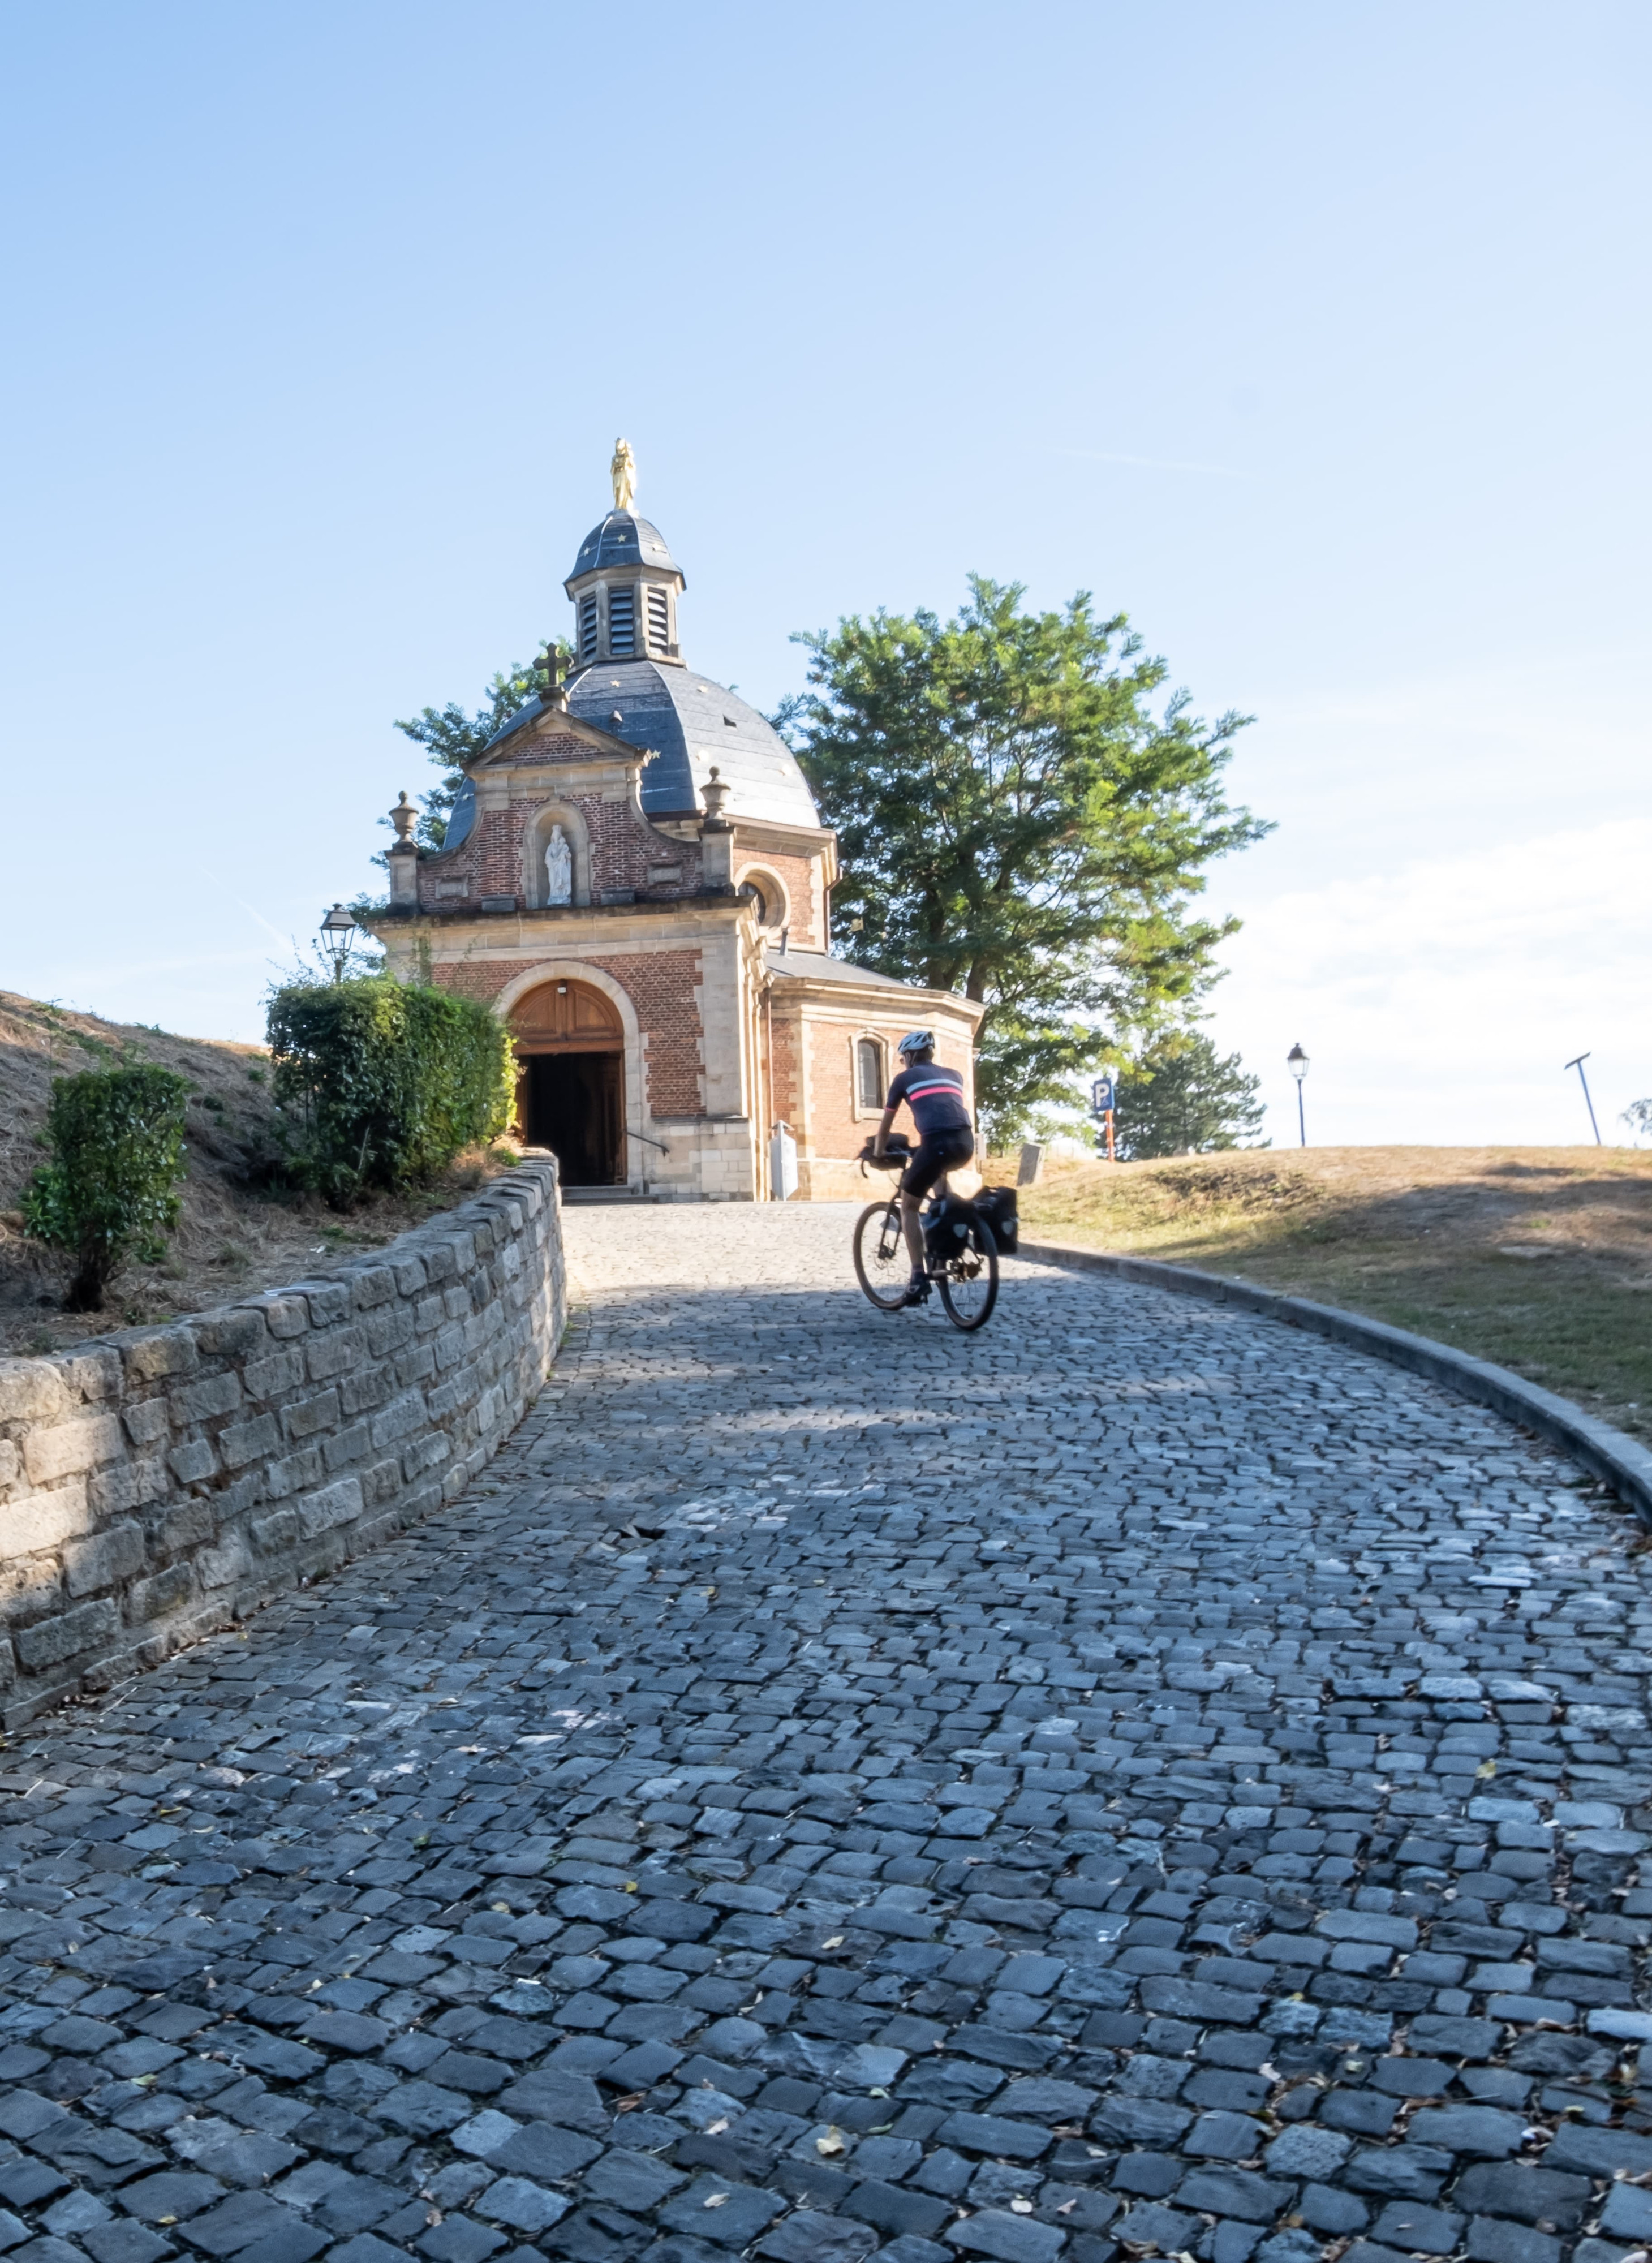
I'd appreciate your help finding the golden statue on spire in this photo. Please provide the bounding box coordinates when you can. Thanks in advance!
[610,437,637,513]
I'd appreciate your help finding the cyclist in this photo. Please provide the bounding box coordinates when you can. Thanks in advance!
[873,1031,975,1305]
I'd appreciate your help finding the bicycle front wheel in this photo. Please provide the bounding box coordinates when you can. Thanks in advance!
[938,1216,998,1332]
[853,1199,910,1311]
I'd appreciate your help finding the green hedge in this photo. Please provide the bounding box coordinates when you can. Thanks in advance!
[24,1066,189,1311]
[266,975,513,1206]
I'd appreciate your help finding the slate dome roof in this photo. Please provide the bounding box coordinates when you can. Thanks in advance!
[566,510,681,586]
[577,662,819,828]
[483,664,818,829]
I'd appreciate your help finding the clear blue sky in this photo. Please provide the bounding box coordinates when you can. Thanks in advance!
[3,2,1647,1145]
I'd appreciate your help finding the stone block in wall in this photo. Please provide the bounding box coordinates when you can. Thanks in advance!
[158,1499,214,1554]
[296,1477,364,1538]
[252,1508,300,1554]
[128,1563,195,1622]
[122,1332,198,1386]
[23,1411,124,1487]
[283,1388,341,1442]
[197,1535,253,1589]
[187,1310,269,1361]
[16,1597,121,1671]
[169,1370,243,1425]
[323,1421,372,1474]
[300,1282,352,1326]
[65,1522,147,1598]
[339,1364,393,1419]
[306,1327,364,1383]
[244,1345,306,1400]
[167,1438,217,1485]
[220,1413,282,1470]
[0,1361,71,1423]
[260,1293,312,1340]
[349,1264,399,1310]
[122,1396,171,1448]
[7,1482,93,1557]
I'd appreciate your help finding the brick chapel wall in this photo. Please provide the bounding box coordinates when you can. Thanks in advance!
[583,950,704,1115]
[0,1162,564,1728]
[736,849,824,949]
[419,733,705,911]
[431,954,707,1121]
[802,1014,979,1161]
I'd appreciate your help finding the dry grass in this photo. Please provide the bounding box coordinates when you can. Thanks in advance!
[0,991,519,1359]
[1001,1145,1652,1447]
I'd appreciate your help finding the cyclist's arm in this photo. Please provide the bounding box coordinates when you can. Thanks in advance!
[872,1104,899,1159]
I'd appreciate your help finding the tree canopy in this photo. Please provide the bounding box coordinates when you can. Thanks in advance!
[395,648,558,847]
[784,576,1269,1140]
[1112,1029,1267,1159]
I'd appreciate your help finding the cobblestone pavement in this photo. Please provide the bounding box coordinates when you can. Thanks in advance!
[3,1204,1652,2263]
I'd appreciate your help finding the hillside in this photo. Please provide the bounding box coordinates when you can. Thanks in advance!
[0,992,514,1358]
[1006,1144,1652,1447]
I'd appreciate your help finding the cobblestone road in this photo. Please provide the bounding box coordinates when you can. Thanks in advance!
[3,1206,1651,2263]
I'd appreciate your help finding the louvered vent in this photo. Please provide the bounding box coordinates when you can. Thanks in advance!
[647,584,670,651]
[608,587,636,656]
[579,595,599,661]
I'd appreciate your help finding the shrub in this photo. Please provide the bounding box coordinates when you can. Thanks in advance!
[266,975,513,1206]
[23,1066,189,1311]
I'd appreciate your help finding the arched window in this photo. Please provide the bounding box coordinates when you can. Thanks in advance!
[857,1038,885,1112]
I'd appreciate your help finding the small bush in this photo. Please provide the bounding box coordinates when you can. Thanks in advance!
[266,975,513,1207]
[23,1066,189,1311]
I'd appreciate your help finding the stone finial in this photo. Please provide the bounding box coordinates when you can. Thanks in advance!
[389,791,419,847]
[700,765,733,827]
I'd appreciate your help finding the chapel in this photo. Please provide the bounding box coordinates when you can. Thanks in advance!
[367,449,982,1201]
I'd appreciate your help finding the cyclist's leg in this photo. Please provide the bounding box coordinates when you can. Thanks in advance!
[898,1139,948,1277]
[897,1189,926,1272]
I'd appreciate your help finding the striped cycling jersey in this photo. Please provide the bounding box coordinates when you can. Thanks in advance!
[885,1059,971,1137]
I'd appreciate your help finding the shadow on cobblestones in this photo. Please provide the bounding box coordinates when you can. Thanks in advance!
[2,1210,1650,2263]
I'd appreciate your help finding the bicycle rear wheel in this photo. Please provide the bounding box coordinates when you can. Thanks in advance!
[853,1199,910,1311]
[937,1217,998,1331]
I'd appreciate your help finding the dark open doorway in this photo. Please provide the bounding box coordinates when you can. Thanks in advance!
[524,1052,623,1186]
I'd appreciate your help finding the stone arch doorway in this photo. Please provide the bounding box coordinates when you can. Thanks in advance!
[509,978,625,1186]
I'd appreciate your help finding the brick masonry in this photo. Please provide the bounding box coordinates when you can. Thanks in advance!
[0,1160,565,1727]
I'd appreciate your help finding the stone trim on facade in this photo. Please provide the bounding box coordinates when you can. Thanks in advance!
[0,1160,565,1727]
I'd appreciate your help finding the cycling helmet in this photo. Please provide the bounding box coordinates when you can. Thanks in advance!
[898,1030,936,1059]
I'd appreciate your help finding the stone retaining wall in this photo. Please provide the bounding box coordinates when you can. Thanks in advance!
[0,1158,564,1726]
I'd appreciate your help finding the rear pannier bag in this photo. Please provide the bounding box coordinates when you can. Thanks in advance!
[973,1185,1019,1254]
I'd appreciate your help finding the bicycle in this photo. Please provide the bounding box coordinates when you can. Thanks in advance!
[851,1137,999,1332]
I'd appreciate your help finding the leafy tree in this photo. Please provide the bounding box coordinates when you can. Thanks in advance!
[1623,1099,1652,1145]
[395,646,565,847]
[266,976,513,1207]
[24,1066,188,1310]
[1113,1030,1267,1159]
[785,576,1269,1142]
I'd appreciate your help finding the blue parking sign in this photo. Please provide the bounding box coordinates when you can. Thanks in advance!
[1091,1075,1116,1114]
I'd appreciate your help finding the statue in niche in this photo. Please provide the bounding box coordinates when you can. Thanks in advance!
[544,824,573,906]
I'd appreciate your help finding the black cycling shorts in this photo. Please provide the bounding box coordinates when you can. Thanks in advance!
[900,1125,975,1199]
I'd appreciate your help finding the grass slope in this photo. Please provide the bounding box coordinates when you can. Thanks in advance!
[1006,1146,1652,1447]
[0,991,513,1358]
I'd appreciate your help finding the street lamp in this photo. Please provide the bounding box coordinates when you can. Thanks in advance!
[1287,1043,1309,1147]
[320,902,357,984]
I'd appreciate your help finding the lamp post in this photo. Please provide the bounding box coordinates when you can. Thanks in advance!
[1287,1043,1309,1147]
[1564,1052,1602,1145]
[320,902,358,985]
